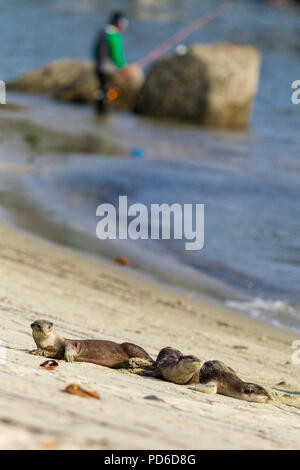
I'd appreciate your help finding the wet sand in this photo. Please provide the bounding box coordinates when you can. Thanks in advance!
[0,221,299,450]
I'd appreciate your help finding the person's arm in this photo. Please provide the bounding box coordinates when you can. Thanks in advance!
[106,29,126,69]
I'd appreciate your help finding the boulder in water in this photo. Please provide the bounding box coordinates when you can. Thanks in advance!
[8,59,98,103]
[8,59,144,109]
[135,43,261,128]
[109,65,145,110]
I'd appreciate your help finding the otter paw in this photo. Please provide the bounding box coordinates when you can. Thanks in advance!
[187,382,217,395]
[31,349,47,357]
[64,346,76,363]
[129,358,153,369]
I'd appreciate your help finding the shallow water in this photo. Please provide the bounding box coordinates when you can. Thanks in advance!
[1,0,300,331]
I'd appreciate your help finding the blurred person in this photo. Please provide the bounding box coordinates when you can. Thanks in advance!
[93,11,128,113]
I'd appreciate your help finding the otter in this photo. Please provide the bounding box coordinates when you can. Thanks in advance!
[31,320,153,369]
[142,347,203,385]
[144,347,271,403]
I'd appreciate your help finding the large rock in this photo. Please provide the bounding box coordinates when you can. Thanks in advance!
[8,60,98,103]
[135,43,261,128]
[109,66,145,110]
[8,59,144,109]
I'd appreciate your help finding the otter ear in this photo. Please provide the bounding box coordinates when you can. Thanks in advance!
[48,322,54,330]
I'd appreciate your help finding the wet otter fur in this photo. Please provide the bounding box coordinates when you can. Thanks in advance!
[31,320,153,369]
[144,347,271,403]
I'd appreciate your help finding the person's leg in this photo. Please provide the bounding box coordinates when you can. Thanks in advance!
[95,69,108,113]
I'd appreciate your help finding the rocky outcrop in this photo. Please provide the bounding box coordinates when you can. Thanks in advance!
[109,66,145,110]
[135,43,261,128]
[8,60,98,103]
[7,59,144,110]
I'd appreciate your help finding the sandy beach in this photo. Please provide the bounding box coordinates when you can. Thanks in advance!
[0,221,299,450]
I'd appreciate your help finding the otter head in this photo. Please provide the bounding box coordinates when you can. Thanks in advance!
[31,319,55,347]
[171,355,203,385]
[241,382,272,403]
[179,355,202,374]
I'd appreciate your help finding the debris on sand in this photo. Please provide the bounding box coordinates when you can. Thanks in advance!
[62,383,100,400]
[114,256,132,266]
[40,360,59,371]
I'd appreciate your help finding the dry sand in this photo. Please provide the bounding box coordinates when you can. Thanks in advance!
[0,222,299,450]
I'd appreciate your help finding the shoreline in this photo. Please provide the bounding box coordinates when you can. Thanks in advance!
[0,220,299,449]
[1,188,298,335]
[1,92,300,335]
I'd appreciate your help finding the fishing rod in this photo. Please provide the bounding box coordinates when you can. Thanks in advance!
[136,1,232,70]
[107,1,233,101]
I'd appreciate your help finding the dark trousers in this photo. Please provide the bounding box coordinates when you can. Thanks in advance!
[95,68,113,113]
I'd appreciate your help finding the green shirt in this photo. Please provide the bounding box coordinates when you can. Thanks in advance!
[106,26,126,69]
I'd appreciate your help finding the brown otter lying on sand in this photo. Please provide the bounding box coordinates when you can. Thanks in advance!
[31,320,153,369]
[144,347,272,403]
[30,322,271,402]
[141,347,202,385]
